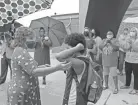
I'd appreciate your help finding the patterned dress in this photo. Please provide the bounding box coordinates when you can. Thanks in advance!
[7,47,41,105]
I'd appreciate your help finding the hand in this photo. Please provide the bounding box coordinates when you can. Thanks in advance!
[87,102,95,105]
[44,36,49,41]
[56,62,72,71]
[75,43,84,51]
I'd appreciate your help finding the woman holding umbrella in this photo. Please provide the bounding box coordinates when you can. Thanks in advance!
[34,27,52,86]
[7,26,71,105]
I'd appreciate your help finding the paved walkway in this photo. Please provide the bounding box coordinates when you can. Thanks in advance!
[0,53,138,105]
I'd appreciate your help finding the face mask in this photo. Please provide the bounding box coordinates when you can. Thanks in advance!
[84,31,89,37]
[26,41,36,49]
[107,35,113,39]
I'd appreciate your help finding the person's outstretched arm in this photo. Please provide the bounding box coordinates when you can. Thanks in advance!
[15,47,71,77]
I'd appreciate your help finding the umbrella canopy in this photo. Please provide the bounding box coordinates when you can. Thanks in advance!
[0,21,22,32]
[84,0,132,39]
[29,16,67,47]
[0,0,53,32]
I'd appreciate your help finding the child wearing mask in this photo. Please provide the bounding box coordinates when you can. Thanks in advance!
[99,30,119,94]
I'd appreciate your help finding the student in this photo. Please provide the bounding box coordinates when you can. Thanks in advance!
[56,33,89,105]
[99,30,119,94]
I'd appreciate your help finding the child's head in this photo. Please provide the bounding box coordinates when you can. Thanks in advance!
[64,33,86,55]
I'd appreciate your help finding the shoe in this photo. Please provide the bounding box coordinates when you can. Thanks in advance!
[120,85,130,89]
[113,89,118,94]
[103,86,109,90]
[129,90,138,95]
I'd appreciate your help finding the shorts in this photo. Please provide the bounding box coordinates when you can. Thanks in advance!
[103,66,117,76]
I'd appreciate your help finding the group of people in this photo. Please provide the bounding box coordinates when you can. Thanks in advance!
[83,27,138,95]
[0,22,138,105]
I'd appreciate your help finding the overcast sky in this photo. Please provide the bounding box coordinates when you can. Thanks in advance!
[17,0,79,26]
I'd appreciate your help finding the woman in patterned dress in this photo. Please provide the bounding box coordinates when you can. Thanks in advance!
[7,27,71,105]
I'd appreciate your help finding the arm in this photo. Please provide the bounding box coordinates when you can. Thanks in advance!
[99,39,107,50]
[55,43,84,62]
[111,39,119,51]
[16,47,71,77]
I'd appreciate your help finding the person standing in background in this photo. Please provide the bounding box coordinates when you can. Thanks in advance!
[34,27,52,86]
[91,29,102,65]
[99,30,119,94]
[120,27,138,95]
[0,33,14,86]
[118,28,129,75]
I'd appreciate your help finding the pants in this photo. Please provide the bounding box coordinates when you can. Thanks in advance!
[125,62,138,90]
[118,50,125,73]
[0,55,12,84]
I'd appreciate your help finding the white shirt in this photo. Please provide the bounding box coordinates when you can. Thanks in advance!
[68,62,86,105]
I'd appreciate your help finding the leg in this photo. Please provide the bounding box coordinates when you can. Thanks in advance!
[43,76,46,85]
[132,63,138,92]
[110,67,118,94]
[7,59,12,80]
[103,66,109,89]
[120,62,132,89]
[0,57,8,84]
[118,51,125,75]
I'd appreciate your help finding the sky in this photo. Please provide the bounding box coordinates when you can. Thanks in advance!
[16,0,79,26]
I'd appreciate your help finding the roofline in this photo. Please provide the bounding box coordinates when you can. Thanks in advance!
[51,13,79,17]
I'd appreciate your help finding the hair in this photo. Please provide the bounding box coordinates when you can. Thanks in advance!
[64,33,86,54]
[107,29,115,38]
[130,27,138,38]
[14,26,34,47]
[93,28,100,37]
[39,27,45,32]
[124,28,129,31]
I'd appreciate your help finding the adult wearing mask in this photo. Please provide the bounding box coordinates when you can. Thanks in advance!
[120,27,138,95]
[99,30,119,94]
[0,33,14,86]
[91,29,102,65]
[84,27,96,60]
[34,27,52,86]
[7,26,71,105]
[118,28,129,75]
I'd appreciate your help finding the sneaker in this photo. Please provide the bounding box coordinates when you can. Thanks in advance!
[103,86,109,90]
[120,85,130,89]
[113,89,118,94]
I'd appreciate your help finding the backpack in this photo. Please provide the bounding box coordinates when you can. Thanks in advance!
[77,56,103,104]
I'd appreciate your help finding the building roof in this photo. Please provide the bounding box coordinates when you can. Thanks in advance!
[51,0,138,18]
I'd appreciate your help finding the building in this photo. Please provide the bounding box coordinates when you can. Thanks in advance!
[52,0,138,35]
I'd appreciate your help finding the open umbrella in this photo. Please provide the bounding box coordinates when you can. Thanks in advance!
[29,16,67,47]
[0,0,53,32]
